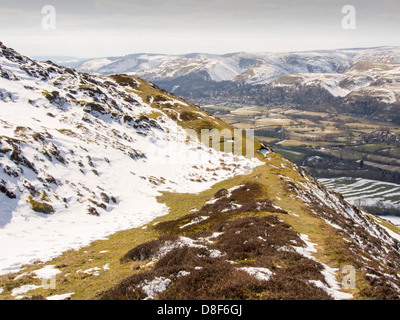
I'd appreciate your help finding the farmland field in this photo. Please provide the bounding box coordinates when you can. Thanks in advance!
[204,104,400,185]
[204,104,400,216]
[319,177,400,216]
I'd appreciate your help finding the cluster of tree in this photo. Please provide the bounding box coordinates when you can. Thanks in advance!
[255,126,290,140]
[289,114,325,123]
[353,200,400,217]
[203,108,231,116]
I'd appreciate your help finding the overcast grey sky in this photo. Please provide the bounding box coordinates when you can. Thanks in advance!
[0,0,399,57]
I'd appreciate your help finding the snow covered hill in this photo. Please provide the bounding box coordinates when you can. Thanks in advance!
[272,61,400,105]
[0,41,261,275]
[48,47,400,85]
[2,42,400,300]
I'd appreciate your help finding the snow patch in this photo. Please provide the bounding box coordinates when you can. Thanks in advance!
[46,292,75,300]
[141,277,171,300]
[11,284,42,296]
[239,267,273,282]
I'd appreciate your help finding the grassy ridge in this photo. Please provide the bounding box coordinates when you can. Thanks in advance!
[1,151,400,299]
[1,76,400,300]
[0,152,363,300]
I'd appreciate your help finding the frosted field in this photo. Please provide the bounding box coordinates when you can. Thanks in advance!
[319,177,400,210]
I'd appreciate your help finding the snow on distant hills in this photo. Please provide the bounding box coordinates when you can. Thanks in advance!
[41,47,400,85]
[39,47,400,119]
[273,61,400,103]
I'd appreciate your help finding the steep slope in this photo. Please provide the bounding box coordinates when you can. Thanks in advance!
[1,43,400,301]
[0,41,261,275]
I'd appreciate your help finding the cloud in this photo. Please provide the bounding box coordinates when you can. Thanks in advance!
[0,0,399,56]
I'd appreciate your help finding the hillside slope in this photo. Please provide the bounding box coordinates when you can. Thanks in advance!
[0,41,261,275]
[1,42,400,300]
[100,158,400,300]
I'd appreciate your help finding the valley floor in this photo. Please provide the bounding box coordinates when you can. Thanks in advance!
[205,104,400,215]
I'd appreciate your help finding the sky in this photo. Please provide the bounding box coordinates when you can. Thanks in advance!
[0,0,399,58]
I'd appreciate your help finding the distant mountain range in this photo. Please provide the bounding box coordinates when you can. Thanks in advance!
[37,47,400,123]
[37,46,400,85]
